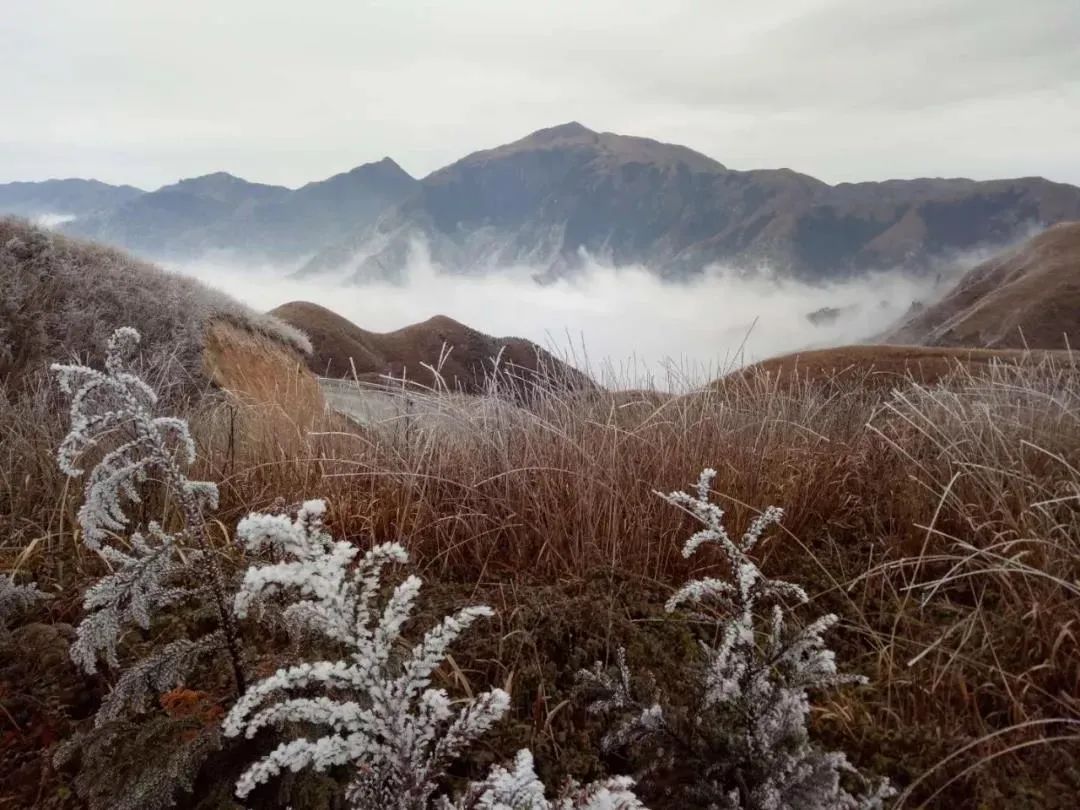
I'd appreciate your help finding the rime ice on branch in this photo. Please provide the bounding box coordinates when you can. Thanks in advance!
[581,469,893,810]
[442,748,646,810]
[224,500,510,806]
[226,500,647,809]
[52,326,243,691]
[52,326,218,549]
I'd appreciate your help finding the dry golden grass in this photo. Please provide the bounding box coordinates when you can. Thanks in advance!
[723,343,1070,392]
[196,350,1079,805]
[3,342,1079,807]
[202,319,326,430]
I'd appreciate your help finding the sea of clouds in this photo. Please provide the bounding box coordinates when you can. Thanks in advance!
[164,250,946,389]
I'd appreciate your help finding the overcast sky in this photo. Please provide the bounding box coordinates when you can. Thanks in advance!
[4,0,1079,190]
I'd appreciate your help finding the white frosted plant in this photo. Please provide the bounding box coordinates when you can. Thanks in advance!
[52,326,245,694]
[53,327,218,550]
[0,574,43,635]
[49,325,251,810]
[226,500,647,809]
[442,748,646,810]
[68,522,193,674]
[580,469,893,810]
[224,500,510,807]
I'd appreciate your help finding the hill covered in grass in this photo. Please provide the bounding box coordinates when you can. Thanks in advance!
[721,343,1071,392]
[2,224,1080,810]
[0,217,310,391]
[5,329,1078,808]
[886,221,1080,349]
[270,300,594,395]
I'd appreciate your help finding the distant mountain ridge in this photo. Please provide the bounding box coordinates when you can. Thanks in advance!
[300,122,1080,282]
[0,178,144,218]
[7,122,1080,279]
[56,158,418,261]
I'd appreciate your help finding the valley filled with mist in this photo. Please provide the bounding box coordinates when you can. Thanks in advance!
[13,117,1063,386]
[165,249,947,386]
[4,4,1080,809]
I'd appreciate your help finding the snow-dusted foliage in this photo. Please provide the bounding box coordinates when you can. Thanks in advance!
[224,500,511,807]
[69,523,196,674]
[52,326,240,694]
[580,469,892,809]
[94,632,225,726]
[52,326,219,550]
[227,501,647,808]
[49,327,243,810]
[442,748,646,810]
[0,574,42,633]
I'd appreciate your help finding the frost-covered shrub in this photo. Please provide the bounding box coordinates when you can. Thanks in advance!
[226,500,646,809]
[51,327,243,810]
[52,326,244,686]
[224,500,509,806]
[52,327,243,687]
[52,715,225,810]
[442,748,646,810]
[0,574,42,635]
[580,469,893,810]
[53,327,218,552]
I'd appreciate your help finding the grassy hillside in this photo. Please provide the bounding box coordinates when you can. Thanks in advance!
[2,228,1078,808]
[722,344,1072,391]
[271,299,594,396]
[886,221,1080,349]
[0,218,310,391]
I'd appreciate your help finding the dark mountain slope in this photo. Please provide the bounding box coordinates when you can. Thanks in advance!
[62,172,291,258]
[0,178,144,218]
[301,123,1080,282]
[63,159,418,261]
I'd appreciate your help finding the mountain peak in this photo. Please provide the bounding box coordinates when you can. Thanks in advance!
[531,121,594,139]
[354,156,413,180]
[169,171,268,194]
[180,171,242,184]
[164,172,291,201]
[508,122,599,148]
[463,121,725,175]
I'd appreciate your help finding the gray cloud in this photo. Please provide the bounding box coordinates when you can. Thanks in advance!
[3,0,1078,188]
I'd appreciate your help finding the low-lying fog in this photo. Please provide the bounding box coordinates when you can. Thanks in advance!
[168,253,947,386]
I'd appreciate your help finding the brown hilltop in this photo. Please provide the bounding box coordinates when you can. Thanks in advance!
[0,217,324,434]
[718,344,1071,393]
[270,300,594,395]
[886,221,1080,349]
[0,217,311,390]
[731,222,1080,393]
